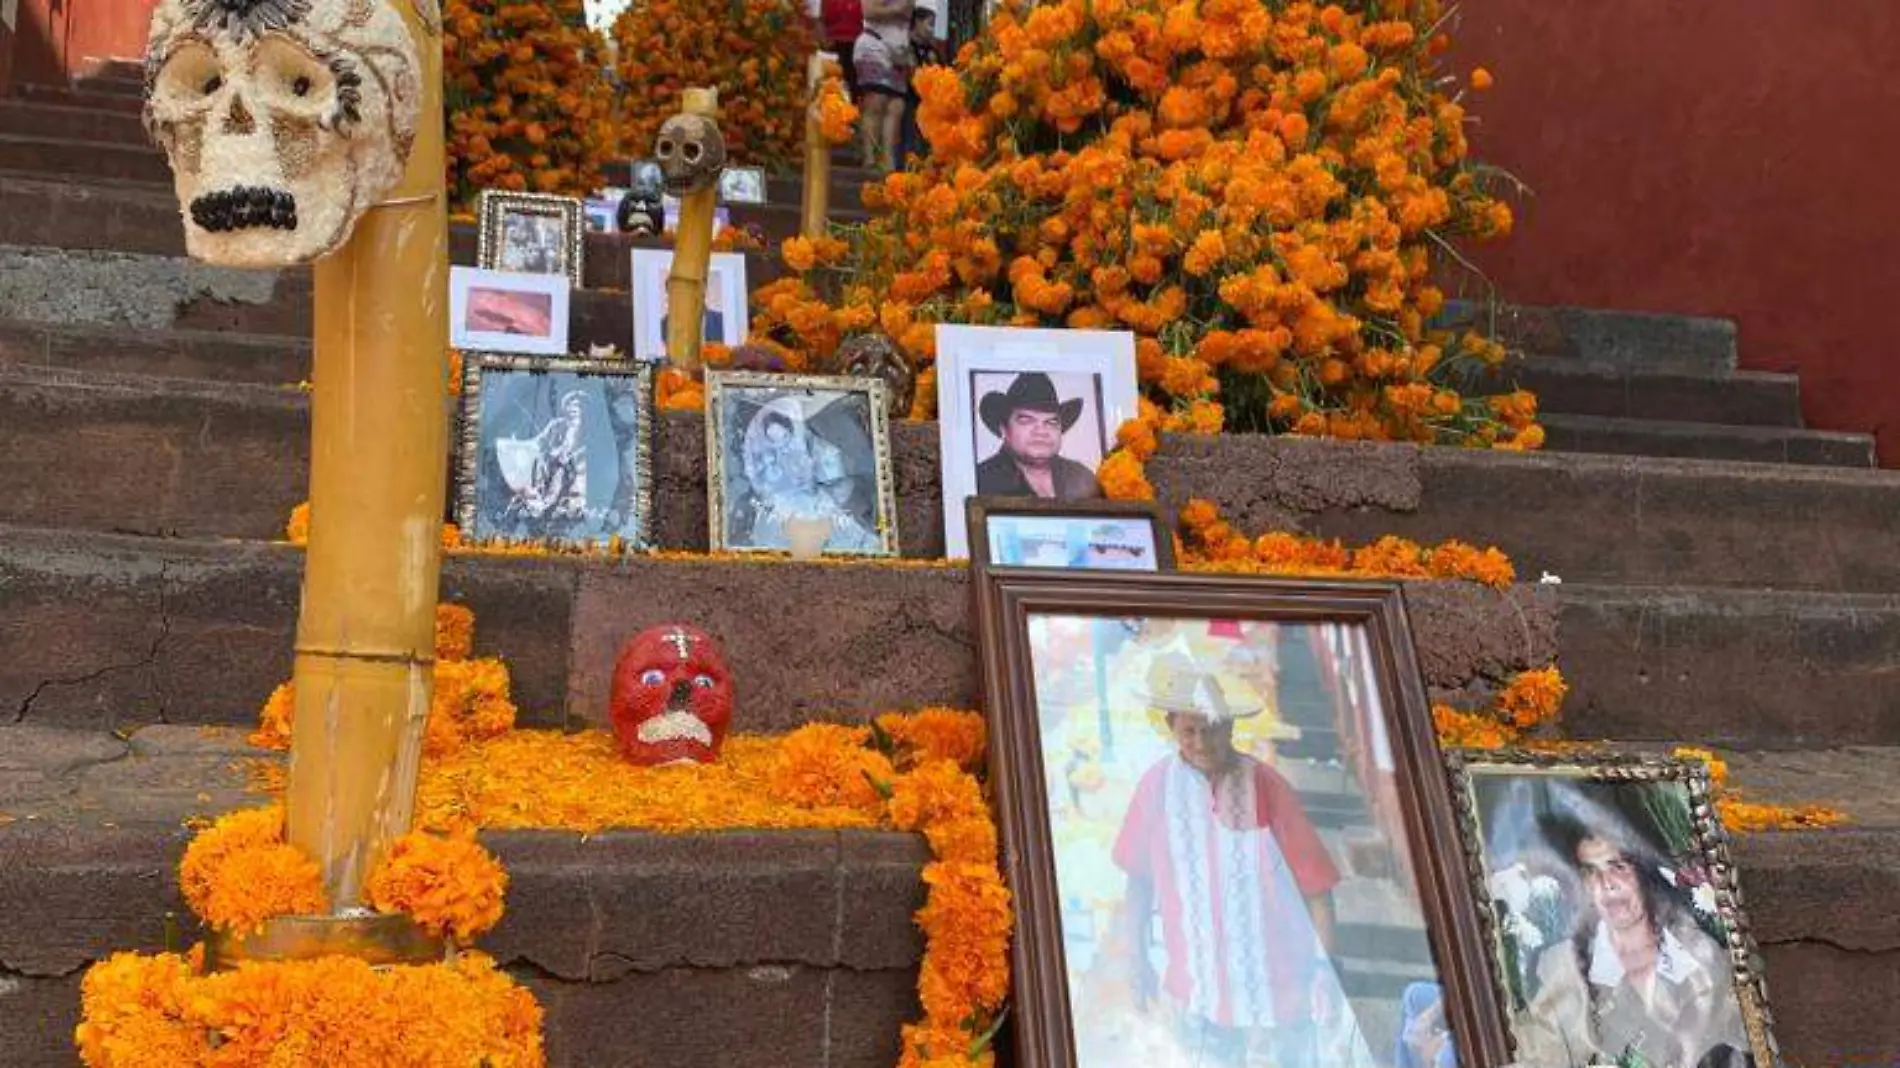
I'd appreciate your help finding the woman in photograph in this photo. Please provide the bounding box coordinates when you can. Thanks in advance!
[738,404,880,553]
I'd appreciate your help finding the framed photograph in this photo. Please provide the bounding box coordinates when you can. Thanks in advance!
[719,165,768,205]
[476,190,585,287]
[449,266,571,357]
[630,249,750,361]
[456,353,655,550]
[937,325,1140,560]
[967,497,1175,572]
[583,198,618,233]
[974,571,1511,1068]
[704,371,898,557]
[1445,750,1778,1068]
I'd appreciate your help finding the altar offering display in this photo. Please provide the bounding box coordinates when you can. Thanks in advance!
[144,0,421,266]
[631,249,750,360]
[1446,751,1779,1068]
[477,190,585,286]
[705,371,898,557]
[937,325,1139,559]
[974,572,1509,1068]
[450,266,571,356]
[967,497,1173,572]
[457,353,654,550]
[609,624,735,765]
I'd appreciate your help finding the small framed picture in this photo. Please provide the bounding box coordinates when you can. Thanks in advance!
[967,496,1174,572]
[974,572,1512,1068]
[1445,750,1779,1068]
[476,190,585,287]
[630,249,750,361]
[937,325,1140,560]
[718,165,768,205]
[704,371,899,557]
[583,198,618,233]
[456,352,655,551]
[449,266,570,357]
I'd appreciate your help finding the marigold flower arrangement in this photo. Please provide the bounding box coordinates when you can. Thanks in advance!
[817,70,861,145]
[751,0,1533,452]
[444,0,617,208]
[1176,495,1516,588]
[612,0,819,170]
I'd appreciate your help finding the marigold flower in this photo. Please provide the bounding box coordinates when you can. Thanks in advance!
[365,830,508,942]
[1470,66,1495,90]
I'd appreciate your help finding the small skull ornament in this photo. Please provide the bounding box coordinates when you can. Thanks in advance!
[143,0,425,267]
[653,113,726,198]
[609,625,734,766]
[835,333,916,419]
[616,159,666,237]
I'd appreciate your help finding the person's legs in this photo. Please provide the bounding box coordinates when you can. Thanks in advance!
[858,93,887,170]
[878,93,903,172]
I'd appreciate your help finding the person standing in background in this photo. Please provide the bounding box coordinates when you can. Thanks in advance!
[854,0,914,173]
[897,6,944,169]
[820,0,864,100]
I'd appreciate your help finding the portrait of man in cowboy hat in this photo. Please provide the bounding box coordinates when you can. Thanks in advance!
[973,371,1105,500]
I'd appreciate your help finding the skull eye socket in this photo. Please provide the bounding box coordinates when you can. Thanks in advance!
[252,36,334,118]
[203,74,223,94]
[640,668,666,687]
[152,42,223,115]
[292,76,311,97]
[656,138,675,158]
[693,675,715,689]
[682,141,703,164]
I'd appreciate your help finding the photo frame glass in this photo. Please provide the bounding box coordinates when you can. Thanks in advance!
[630,249,749,360]
[1022,611,1465,1067]
[458,354,654,550]
[971,499,1172,572]
[1454,756,1776,1068]
[706,372,897,556]
[719,165,768,205]
[477,191,584,286]
[448,266,572,357]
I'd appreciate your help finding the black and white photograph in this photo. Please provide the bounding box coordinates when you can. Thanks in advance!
[937,324,1139,559]
[457,353,654,550]
[718,165,767,205]
[449,266,571,356]
[630,248,750,360]
[705,371,898,556]
[1450,753,1778,1068]
[476,190,585,287]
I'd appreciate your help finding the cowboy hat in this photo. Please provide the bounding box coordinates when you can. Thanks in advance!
[978,372,1086,437]
[1139,647,1268,722]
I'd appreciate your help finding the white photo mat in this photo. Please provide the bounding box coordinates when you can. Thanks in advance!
[448,265,571,357]
[936,325,1140,559]
[629,249,750,361]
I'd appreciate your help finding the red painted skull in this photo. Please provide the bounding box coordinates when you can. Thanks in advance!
[609,625,734,765]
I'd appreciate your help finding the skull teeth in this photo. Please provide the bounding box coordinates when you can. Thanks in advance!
[189,185,298,233]
[635,710,713,747]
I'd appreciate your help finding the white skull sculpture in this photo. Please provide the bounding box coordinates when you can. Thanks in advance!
[143,0,428,267]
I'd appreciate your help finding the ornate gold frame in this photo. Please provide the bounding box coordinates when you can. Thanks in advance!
[475,189,586,288]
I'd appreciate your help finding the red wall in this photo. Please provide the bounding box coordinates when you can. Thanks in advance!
[1455,2,1900,464]
[6,0,152,86]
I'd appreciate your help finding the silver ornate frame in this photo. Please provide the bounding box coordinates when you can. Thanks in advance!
[456,352,656,551]
[1443,748,1781,1066]
[703,370,900,557]
[476,190,587,288]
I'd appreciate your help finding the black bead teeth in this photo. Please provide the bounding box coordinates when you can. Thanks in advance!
[189,185,299,232]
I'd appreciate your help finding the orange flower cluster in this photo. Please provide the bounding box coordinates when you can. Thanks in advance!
[76,947,543,1067]
[1176,496,1516,588]
[1429,665,1569,750]
[752,0,1534,450]
[818,71,861,145]
[444,0,617,208]
[176,805,325,934]
[364,830,509,943]
[1671,747,1847,834]
[612,0,818,170]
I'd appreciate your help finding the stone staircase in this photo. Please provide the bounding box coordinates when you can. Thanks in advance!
[2,81,1899,1067]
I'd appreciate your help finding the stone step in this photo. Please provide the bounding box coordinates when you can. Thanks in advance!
[0,523,1552,736]
[1442,299,1738,376]
[1490,355,1803,428]
[0,133,172,185]
[0,726,1892,1067]
[0,319,309,384]
[5,83,149,114]
[1542,412,1875,468]
[10,363,1900,594]
[0,98,151,145]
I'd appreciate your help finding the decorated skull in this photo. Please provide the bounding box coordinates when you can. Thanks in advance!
[653,112,726,197]
[616,159,666,237]
[608,625,734,766]
[142,0,427,267]
[835,333,916,419]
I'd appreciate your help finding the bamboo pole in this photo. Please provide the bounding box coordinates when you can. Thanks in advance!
[665,87,721,374]
[286,0,448,910]
[801,53,836,239]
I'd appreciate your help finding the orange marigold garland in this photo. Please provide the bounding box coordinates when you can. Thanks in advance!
[752,0,1536,450]
[1175,494,1516,588]
[364,831,510,943]
[612,0,818,170]
[444,0,617,207]
[1671,746,1847,834]
[176,805,326,934]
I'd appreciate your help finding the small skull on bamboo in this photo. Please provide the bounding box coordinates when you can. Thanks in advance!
[653,112,726,197]
[834,333,916,419]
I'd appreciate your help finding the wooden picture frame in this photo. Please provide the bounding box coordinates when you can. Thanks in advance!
[476,189,586,287]
[973,571,1512,1068]
[1444,749,1779,1067]
[456,352,655,551]
[704,370,899,557]
[965,496,1176,572]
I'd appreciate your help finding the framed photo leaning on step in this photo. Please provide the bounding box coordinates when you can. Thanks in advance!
[456,352,655,552]
[449,266,571,357]
[476,189,586,287]
[1443,750,1779,1068]
[630,248,750,361]
[966,496,1175,573]
[973,571,1511,1068]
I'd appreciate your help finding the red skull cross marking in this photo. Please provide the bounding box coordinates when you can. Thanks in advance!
[608,625,735,766]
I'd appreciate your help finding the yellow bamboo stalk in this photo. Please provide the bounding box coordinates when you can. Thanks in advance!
[802,53,836,239]
[286,0,447,909]
[665,87,721,374]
